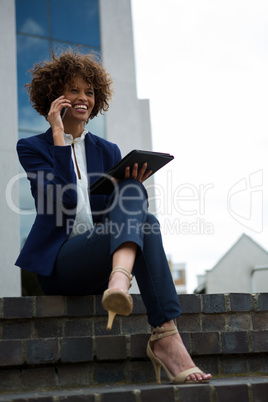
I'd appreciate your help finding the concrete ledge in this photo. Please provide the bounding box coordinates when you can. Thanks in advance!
[1,293,268,319]
[0,376,267,401]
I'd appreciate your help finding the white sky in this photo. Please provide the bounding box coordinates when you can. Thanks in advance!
[131,0,268,292]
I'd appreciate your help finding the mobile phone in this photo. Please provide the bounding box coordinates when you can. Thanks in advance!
[61,107,68,120]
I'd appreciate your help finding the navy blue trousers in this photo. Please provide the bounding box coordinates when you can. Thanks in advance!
[38,179,181,327]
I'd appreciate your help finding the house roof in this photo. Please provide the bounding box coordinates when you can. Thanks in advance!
[209,233,268,273]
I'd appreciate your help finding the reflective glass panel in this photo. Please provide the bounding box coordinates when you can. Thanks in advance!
[50,0,100,47]
[51,41,99,56]
[17,34,50,132]
[16,0,48,36]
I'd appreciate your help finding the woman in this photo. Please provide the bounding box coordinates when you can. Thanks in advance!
[16,49,211,385]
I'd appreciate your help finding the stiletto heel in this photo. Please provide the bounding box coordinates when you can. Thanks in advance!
[151,356,161,384]
[107,310,117,330]
[147,326,210,384]
[102,267,133,330]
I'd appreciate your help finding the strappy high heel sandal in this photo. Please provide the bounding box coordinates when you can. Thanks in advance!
[147,326,210,384]
[102,266,133,330]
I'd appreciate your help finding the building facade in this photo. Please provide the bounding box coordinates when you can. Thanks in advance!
[170,262,187,294]
[0,0,152,296]
[195,233,268,294]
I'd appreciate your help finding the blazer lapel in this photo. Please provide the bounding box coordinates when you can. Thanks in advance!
[45,129,104,184]
[85,133,103,186]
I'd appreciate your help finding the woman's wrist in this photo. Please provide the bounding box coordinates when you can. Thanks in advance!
[52,129,65,146]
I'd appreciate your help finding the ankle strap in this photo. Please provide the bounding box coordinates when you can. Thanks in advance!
[150,326,178,341]
[109,266,133,283]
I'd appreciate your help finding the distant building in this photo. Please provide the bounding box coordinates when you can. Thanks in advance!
[195,233,268,294]
[169,262,187,294]
[195,274,206,294]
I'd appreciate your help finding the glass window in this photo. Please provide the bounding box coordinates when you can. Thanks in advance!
[17,35,50,132]
[16,0,48,36]
[51,41,99,56]
[173,270,182,280]
[50,0,100,47]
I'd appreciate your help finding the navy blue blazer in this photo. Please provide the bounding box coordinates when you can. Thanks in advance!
[15,128,121,276]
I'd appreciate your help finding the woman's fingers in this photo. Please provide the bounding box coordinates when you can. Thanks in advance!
[132,163,139,178]
[141,168,152,182]
[47,96,71,119]
[137,162,148,181]
[124,166,131,178]
[137,162,152,182]
[124,163,152,183]
[47,96,71,130]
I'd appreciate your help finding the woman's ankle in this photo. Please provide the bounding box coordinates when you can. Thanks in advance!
[108,271,130,293]
[160,320,176,328]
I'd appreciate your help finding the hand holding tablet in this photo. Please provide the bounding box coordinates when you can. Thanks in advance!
[89,149,174,195]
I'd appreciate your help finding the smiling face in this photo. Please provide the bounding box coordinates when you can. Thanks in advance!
[62,76,95,124]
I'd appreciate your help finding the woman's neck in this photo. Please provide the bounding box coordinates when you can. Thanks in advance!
[63,121,85,139]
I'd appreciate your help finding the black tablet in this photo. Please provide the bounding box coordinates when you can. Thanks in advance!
[89,149,174,195]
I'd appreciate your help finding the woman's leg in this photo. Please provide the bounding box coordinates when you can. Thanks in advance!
[108,241,137,291]
[37,226,113,295]
[110,210,211,383]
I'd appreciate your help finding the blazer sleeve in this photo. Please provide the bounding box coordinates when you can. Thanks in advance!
[17,139,78,210]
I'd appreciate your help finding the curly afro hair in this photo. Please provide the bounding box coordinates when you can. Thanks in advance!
[25,48,113,120]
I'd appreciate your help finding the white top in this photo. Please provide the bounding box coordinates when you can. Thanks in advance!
[64,130,94,238]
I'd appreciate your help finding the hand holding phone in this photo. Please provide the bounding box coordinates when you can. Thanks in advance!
[47,96,71,145]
